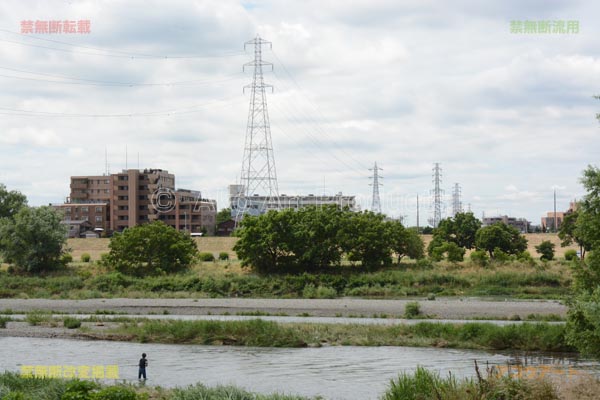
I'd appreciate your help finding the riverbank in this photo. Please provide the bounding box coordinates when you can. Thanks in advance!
[0,318,573,352]
[0,298,568,319]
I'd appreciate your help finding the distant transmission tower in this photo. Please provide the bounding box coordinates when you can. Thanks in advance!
[430,163,443,228]
[369,162,383,213]
[452,183,463,216]
[238,35,279,216]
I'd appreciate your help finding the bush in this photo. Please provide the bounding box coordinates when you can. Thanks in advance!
[80,253,91,263]
[91,385,139,400]
[492,248,511,263]
[61,253,74,265]
[199,252,215,262]
[25,312,50,326]
[469,250,489,267]
[535,240,555,261]
[0,316,10,328]
[104,221,198,276]
[63,317,81,329]
[218,252,229,261]
[404,302,421,319]
[564,249,578,261]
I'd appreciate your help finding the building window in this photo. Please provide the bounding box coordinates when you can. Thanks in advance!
[95,207,102,213]
[118,216,129,221]
[118,205,129,211]
[118,176,128,181]
[95,216,102,222]
[65,208,71,214]
[118,196,129,200]
[81,207,88,213]
[118,186,128,190]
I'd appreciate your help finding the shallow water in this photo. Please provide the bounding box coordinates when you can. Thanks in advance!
[1,337,598,399]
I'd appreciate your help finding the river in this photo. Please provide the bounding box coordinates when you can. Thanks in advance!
[1,337,598,399]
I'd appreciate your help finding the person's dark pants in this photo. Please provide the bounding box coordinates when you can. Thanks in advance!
[138,367,147,379]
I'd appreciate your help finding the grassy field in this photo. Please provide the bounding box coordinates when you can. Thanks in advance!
[66,234,576,262]
[67,237,239,262]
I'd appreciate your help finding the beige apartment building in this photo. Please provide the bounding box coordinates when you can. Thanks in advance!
[54,169,216,236]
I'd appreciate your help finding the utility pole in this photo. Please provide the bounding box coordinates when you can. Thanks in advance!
[369,162,383,214]
[237,35,279,220]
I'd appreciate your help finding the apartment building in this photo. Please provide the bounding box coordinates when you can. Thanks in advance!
[54,169,216,236]
[482,215,530,233]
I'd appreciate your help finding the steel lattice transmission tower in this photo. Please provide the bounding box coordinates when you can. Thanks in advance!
[430,163,444,228]
[452,183,463,216]
[369,162,383,213]
[238,36,279,215]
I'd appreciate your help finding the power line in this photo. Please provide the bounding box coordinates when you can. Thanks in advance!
[0,29,245,59]
[0,95,242,118]
[0,67,241,87]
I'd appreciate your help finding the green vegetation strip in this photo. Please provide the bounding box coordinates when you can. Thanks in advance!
[100,319,572,352]
[0,264,572,299]
[0,365,586,400]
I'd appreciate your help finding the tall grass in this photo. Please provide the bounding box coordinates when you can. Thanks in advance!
[105,319,572,351]
[382,365,558,400]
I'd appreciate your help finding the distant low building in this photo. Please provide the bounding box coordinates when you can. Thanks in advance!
[482,215,530,233]
[229,184,357,219]
[61,220,93,238]
[216,219,236,236]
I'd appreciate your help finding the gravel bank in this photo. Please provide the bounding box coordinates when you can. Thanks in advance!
[0,298,567,319]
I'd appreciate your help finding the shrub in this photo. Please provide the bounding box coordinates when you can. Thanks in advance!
[199,252,215,262]
[25,312,50,326]
[0,316,10,328]
[564,249,578,261]
[60,253,73,265]
[492,248,511,263]
[404,301,421,319]
[80,253,91,263]
[535,240,555,261]
[218,252,229,261]
[470,250,489,267]
[63,317,81,329]
[91,385,139,400]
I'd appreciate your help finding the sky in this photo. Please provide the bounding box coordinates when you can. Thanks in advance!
[0,0,598,226]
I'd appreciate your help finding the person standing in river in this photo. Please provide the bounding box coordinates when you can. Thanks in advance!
[138,353,148,380]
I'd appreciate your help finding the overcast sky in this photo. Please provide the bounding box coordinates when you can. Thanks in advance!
[0,0,598,226]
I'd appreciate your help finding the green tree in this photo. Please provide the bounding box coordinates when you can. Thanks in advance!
[0,183,27,220]
[388,222,425,262]
[216,207,232,225]
[576,166,600,251]
[338,211,393,269]
[434,212,481,249]
[234,209,299,273]
[0,206,67,273]
[474,223,528,258]
[430,241,465,262]
[535,240,555,261]
[105,221,198,276]
[558,210,589,259]
[566,287,600,357]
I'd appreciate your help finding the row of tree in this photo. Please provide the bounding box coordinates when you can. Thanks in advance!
[427,212,528,262]
[234,205,424,273]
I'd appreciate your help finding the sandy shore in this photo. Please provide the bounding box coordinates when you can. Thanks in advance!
[0,298,567,319]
